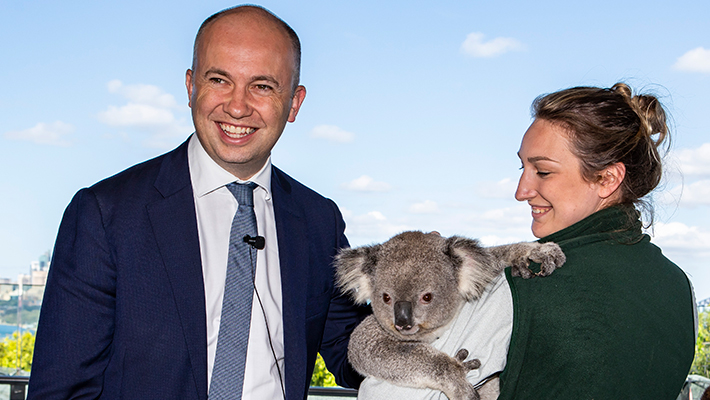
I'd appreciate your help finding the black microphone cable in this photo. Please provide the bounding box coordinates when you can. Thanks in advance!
[245,237,286,399]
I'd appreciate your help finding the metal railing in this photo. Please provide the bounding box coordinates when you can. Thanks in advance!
[0,376,28,400]
[0,377,356,400]
[308,386,358,398]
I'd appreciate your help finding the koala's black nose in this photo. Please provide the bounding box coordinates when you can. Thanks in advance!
[394,301,413,331]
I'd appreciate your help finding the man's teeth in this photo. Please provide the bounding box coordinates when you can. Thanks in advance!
[220,123,255,138]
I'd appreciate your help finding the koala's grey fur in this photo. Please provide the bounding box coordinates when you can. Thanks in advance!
[335,231,565,400]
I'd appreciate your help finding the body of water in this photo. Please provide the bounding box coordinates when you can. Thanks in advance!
[0,324,32,339]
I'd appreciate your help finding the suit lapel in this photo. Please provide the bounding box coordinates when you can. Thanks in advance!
[271,168,309,398]
[146,140,208,400]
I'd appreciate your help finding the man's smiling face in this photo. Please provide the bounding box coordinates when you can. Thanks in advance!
[185,9,305,180]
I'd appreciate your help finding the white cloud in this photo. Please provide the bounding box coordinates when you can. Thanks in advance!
[341,208,410,245]
[665,180,710,208]
[98,80,192,149]
[460,32,523,58]
[107,80,179,108]
[450,204,535,239]
[478,235,528,246]
[651,222,710,255]
[477,178,518,199]
[673,47,710,74]
[342,175,392,192]
[682,180,710,206]
[310,124,355,143]
[4,121,74,146]
[479,206,530,226]
[676,143,710,177]
[409,200,440,214]
[98,103,176,127]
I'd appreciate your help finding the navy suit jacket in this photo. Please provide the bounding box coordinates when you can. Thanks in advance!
[28,138,367,399]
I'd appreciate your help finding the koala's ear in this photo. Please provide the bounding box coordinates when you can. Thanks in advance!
[445,236,498,301]
[334,245,379,305]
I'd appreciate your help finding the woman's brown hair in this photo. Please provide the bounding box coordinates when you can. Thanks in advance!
[532,82,670,220]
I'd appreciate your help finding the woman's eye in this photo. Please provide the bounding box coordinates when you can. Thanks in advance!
[536,171,551,177]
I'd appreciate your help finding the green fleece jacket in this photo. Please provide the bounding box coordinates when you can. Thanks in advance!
[499,206,696,400]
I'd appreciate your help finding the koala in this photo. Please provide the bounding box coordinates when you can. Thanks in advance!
[334,231,565,400]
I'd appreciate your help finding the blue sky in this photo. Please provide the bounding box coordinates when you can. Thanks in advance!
[2,0,709,299]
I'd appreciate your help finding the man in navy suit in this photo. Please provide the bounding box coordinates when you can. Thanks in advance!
[28,5,367,399]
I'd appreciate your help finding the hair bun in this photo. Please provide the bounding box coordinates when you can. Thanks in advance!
[630,93,668,148]
[611,82,633,98]
[611,83,667,148]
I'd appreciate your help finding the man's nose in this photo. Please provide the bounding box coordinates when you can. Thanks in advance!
[224,87,253,118]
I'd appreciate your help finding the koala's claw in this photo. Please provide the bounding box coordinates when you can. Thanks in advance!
[529,242,566,277]
[510,263,535,279]
[454,348,469,362]
[508,242,565,278]
[463,359,481,370]
[454,348,481,371]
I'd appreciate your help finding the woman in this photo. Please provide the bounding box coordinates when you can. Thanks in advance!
[355,82,695,400]
[498,83,696,399]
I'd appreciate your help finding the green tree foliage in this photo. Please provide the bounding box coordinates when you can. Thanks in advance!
[692,310,710,377]
[310,353,337,387]
[0,331,35,372]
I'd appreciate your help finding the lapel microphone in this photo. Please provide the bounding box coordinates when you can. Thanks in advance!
[243,234,266,250]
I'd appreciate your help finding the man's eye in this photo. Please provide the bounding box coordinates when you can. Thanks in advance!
[209,77,226,84]
[254,84,273,91]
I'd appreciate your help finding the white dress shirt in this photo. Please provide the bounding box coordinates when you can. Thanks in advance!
[188,135,284,399]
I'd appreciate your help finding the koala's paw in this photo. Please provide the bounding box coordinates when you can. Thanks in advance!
[454,349,481,371]
[508,242,565,278]
[444,349,481,400]
[527,242,565,277]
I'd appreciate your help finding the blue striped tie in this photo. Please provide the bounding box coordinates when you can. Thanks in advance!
[209,182,259,399]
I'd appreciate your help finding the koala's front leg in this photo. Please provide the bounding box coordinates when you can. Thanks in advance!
[488,242,565,278]
[349,316,481,400]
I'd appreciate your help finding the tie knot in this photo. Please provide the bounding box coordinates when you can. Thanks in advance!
[226,182,258,207]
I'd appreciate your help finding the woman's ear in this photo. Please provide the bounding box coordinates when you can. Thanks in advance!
[597,162,626,199]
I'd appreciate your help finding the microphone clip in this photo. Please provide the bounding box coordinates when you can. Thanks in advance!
[243,235,266,250]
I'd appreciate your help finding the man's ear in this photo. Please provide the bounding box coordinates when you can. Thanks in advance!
[185,69,194,108]
[597,162,626,199]
[287,85,306,123]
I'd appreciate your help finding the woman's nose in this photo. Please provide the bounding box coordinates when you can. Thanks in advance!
[515,172,535,201]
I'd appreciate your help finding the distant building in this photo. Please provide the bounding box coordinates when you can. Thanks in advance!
[699,297,710,312]
[19,250,51,287]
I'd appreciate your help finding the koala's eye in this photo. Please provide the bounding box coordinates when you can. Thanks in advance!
[382,293,391,304]
[421,293,433,303]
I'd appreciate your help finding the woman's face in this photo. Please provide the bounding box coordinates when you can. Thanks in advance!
[515,119,612,238]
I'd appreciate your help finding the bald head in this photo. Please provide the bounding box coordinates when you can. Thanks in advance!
[192,5,301,90]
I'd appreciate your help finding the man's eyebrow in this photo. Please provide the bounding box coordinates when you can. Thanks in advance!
[252,75,282,88]
[204,68,230,78]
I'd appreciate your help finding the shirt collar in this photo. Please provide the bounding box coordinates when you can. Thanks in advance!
[187,134,273,200]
